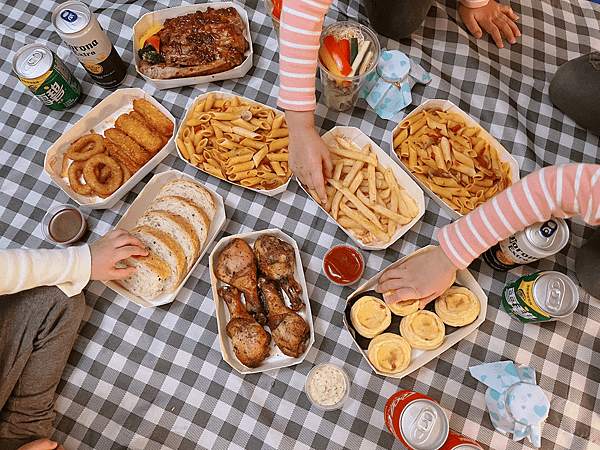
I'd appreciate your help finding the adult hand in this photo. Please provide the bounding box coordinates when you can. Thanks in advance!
[89,229,148,281]
[286,110,333,204]
[459,0,520,48]
[375,246,459,309]
[18,438,64,450]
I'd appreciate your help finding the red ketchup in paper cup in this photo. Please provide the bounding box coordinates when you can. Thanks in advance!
[323,245,364,285]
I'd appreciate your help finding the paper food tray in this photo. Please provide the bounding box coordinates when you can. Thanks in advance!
[44,88,175,210]
[302,126,425,251]
[104,170,226,308]
[388,99,520,220]
[344,246,488,378]
[176,91,292,196]
[133,2,253,89]
[209,229,314,374]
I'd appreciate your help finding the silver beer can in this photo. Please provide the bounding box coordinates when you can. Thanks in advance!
[52,0,126,88]
[483,217,569,271]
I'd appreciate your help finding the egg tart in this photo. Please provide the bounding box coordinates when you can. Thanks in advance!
[399,310,445,350]
[435,286,480,327]
[367,333,412,375]
[387,298,419,316]
[350,295,392,339]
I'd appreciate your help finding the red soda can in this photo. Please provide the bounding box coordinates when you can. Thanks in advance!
[439,429,484,450]
[384,390,449,450]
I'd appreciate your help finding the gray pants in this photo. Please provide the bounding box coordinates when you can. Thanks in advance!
[0,286,85,450]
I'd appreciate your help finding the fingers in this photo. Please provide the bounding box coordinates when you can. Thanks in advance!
[312,170,329,204]
[418,292,439,310]
[463,14,483,39]
[109,265,138,280]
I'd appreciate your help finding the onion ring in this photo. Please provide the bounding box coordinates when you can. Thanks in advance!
[66,134,106,161]
[83,154,123,197]
[67,161,93,195]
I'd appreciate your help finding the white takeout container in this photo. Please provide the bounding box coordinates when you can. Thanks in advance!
[303,126,425,251]
[344,246,488,378]
[389,99,520,220]
[177,92,292,196]
[133,2,253,89]
[104,170,226,308]
[44,88,176,210]
[209,229,314,374]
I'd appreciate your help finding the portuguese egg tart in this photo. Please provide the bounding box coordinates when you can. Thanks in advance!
[387,298,419,316]
[367,333,412,375]
[400,310,445,350]
[435,286,480,327]
[350,295,392,339]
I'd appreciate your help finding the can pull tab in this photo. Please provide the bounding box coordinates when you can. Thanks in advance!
[26,51,43,67]
[410,409,437,444]
[545,277,565,312]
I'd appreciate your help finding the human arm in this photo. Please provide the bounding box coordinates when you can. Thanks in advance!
[376,164,600,307]
[18,438,63,450]
[0,229,147,297]
[278,0,334,202]
[458,0,520,48]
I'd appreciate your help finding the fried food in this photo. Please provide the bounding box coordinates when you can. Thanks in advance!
[83,153,123,197]
[105,140,143,174]
[115,113,164,155]
[133,98,174,137]
[68,160,93,195]
[66,134,105,161]
[104,128,152,166]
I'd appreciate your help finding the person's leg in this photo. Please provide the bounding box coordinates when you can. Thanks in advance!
[0,286,85,449]
[549,52,600,136]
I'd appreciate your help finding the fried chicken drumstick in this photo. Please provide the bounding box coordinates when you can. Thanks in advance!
[258,278,310,358]
[215,238,266,324]
[253,235,304,311]
[218,285,271,368]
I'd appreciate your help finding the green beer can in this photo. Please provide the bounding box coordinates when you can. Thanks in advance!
[13,43,81,110]
[502,271,579,322]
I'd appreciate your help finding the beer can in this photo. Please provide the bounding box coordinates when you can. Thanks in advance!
[12,43,81,110]
[483,218,569,271]
[502,271,579,323]
[385,390,449,450]
[438,430,484,450]
[52,0,126,88]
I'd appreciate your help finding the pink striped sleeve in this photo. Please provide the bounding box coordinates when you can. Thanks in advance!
[277,0,333,111]
[438,164,600,269]
[459,0,490,7]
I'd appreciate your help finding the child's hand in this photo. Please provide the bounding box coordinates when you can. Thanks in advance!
[89,229,148,281]
[459,0,520,48]
[375,246,459,309]
[18,438,64,450]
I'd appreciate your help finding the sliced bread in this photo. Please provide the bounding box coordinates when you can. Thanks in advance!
[147,196,210,251]
[135,209,200,272]
[131,225,187,293]
[115,253,171,301]
[157,179,217,221]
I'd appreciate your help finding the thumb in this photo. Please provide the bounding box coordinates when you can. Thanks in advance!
[419,293,439,310]
[384,287,419,304]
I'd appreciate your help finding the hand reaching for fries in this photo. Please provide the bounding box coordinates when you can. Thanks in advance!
[375,246,459,309]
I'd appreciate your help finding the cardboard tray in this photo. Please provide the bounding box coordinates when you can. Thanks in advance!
[133,2,253,89]
[209,229,314,374]
[302,126,425,251]
[104,170,226,308]
[344,246,488,378]
[44,88,176,210]
[388,99,520,220]
[177,92,292,196]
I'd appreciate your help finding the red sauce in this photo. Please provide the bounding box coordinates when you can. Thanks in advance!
[324,246,364,285]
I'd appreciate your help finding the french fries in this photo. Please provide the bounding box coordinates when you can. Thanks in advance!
[393,107,513,215]
[308,134,420,246]
[177,93,292,190]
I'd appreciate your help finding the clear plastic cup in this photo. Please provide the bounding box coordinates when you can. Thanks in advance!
[305,363,351,411]
[318,21,381,112]
[42,204,87,245]
[263,0,280,39]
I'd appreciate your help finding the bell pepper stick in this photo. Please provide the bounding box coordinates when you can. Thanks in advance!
[339,38,351,64]
[319,45,344,77]
[272,0,282,19]
[145,34,160,52]
[322,35,352,76]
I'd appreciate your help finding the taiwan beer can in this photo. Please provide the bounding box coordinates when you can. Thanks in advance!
[438,430,484,450]
[483,218,569,271]
[385,390,449,450]
[52,0,126,88]
[13,43,81,110]
[502,271,579,323]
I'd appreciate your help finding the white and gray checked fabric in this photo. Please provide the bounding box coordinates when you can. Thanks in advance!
[1,0,599,449]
